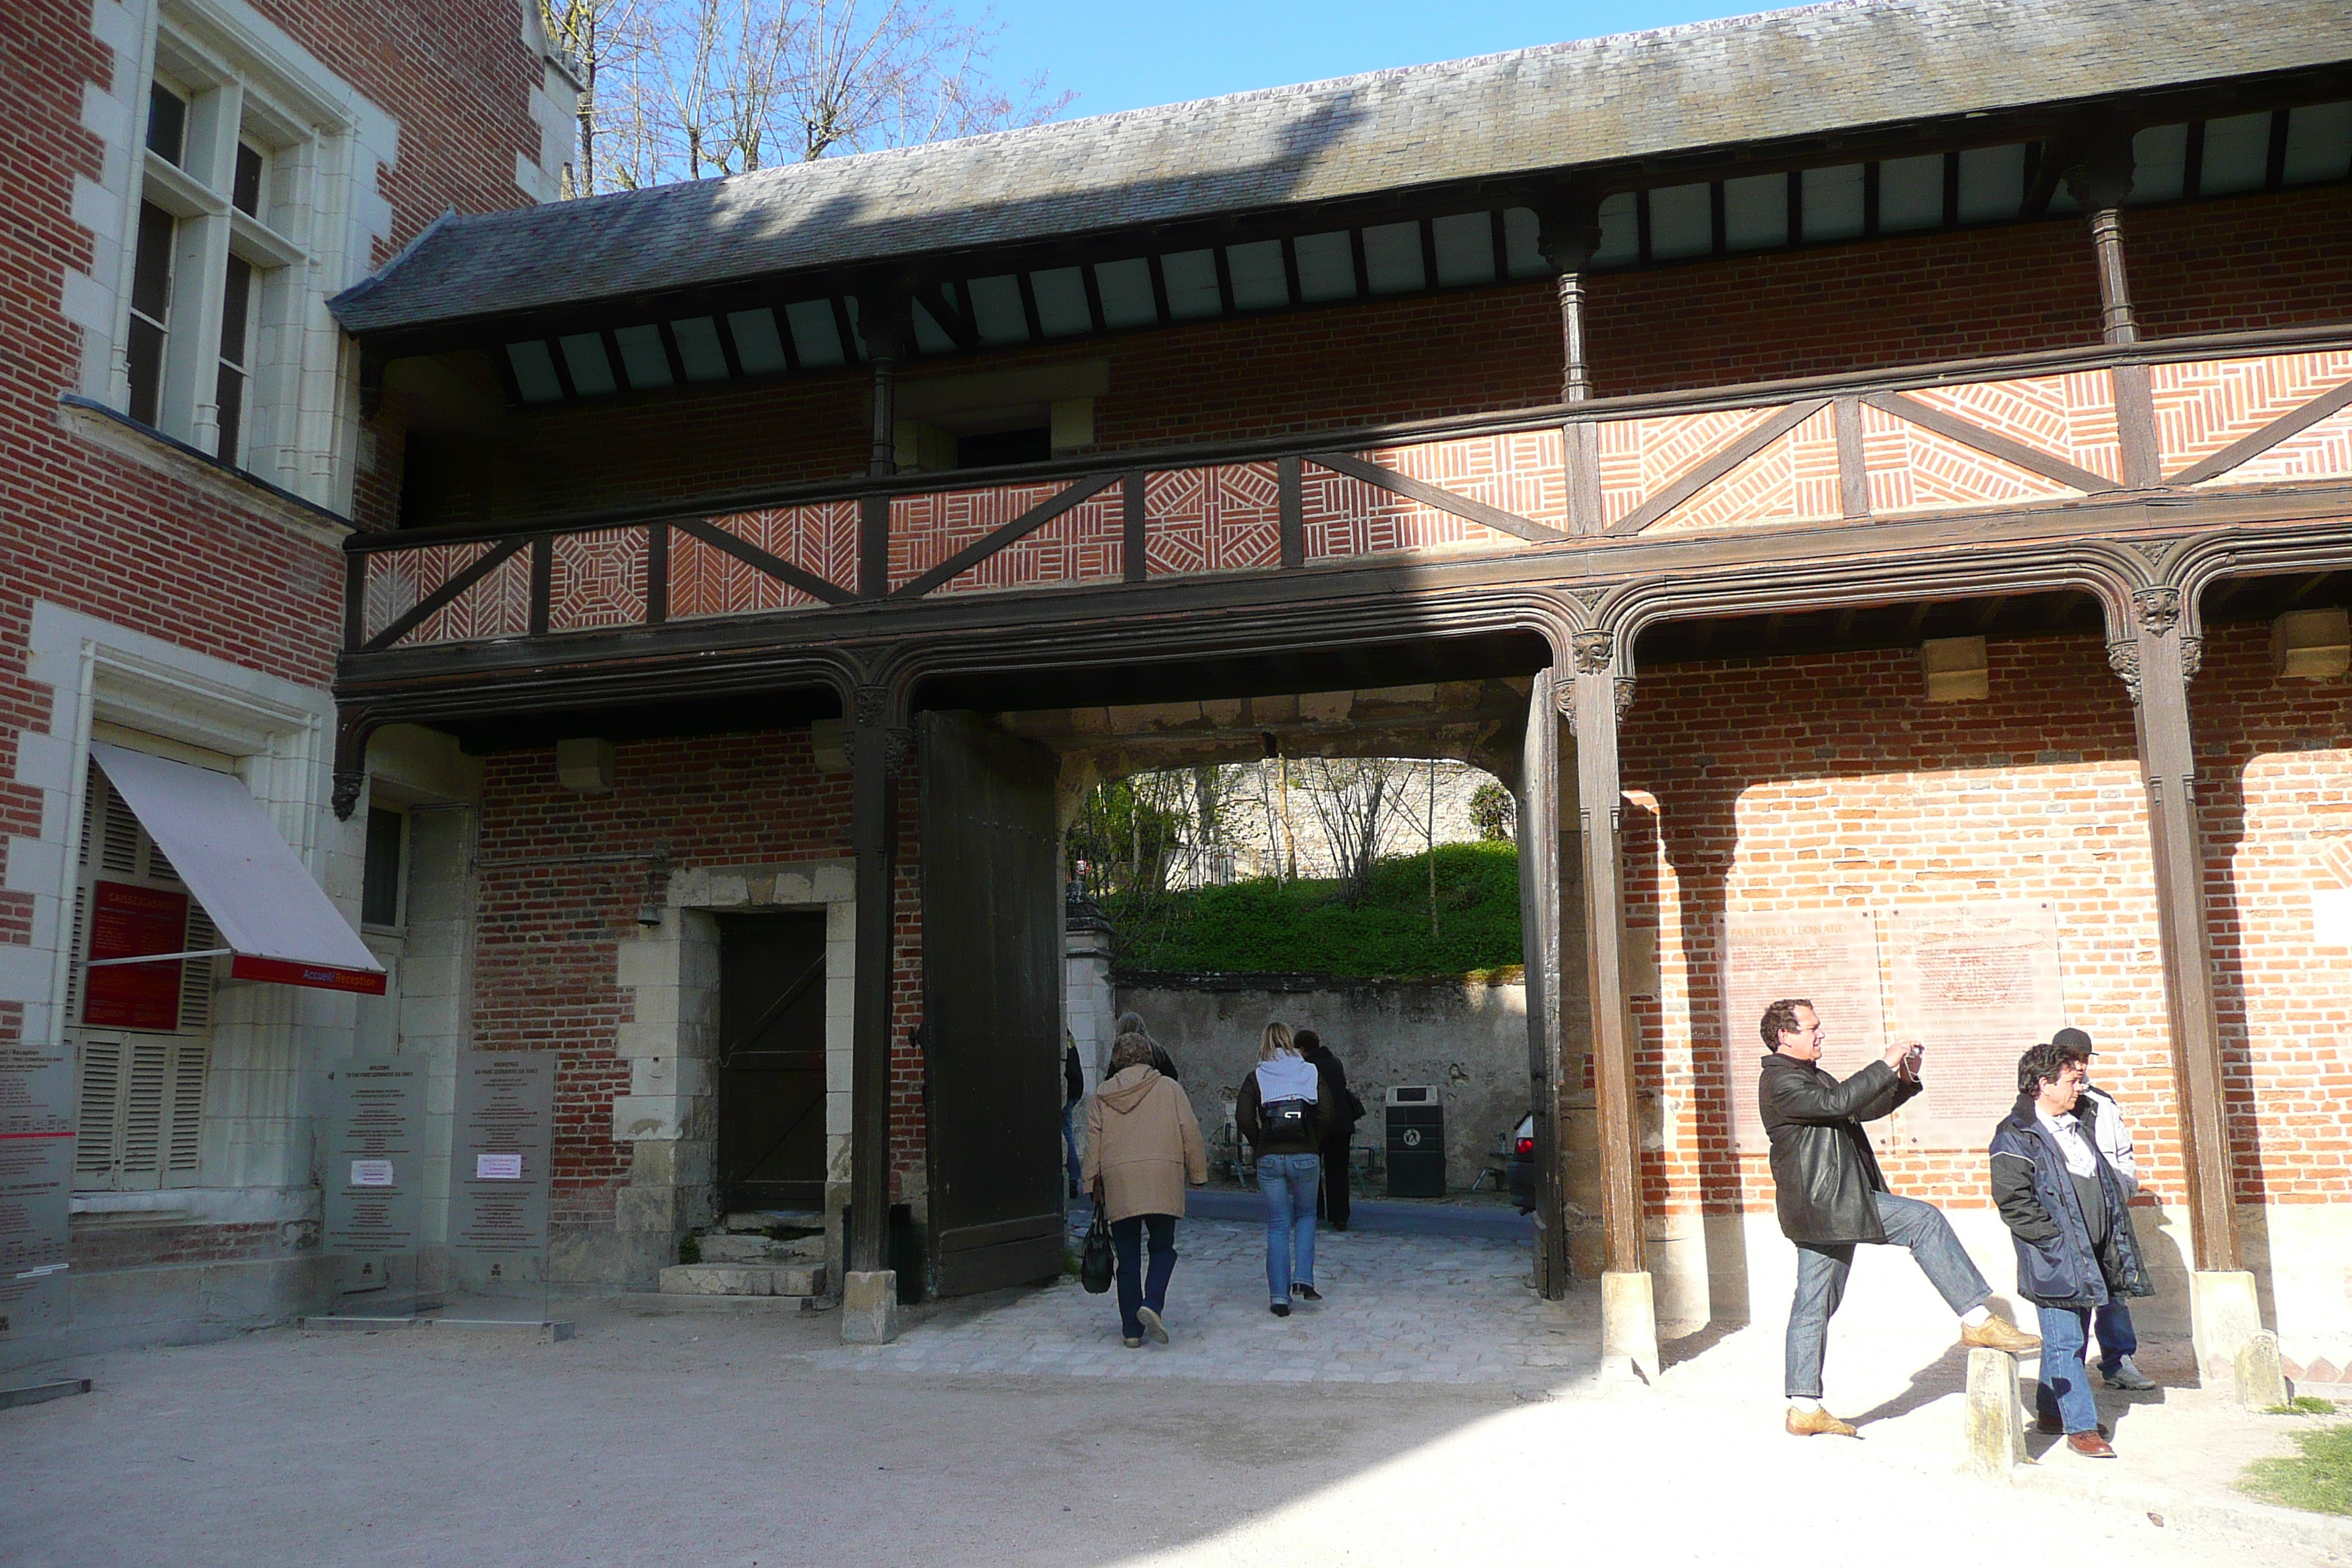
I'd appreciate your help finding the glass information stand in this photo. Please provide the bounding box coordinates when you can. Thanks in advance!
[320,1058,426,1318]
[445,1051,552,1325]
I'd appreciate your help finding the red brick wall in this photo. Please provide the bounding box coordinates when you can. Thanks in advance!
[389,186,2351,529]
[1616,622,2349,1228]
[467,731,938,1219]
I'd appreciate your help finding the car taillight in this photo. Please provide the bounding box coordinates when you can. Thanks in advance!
[1515,1137,1534,1156]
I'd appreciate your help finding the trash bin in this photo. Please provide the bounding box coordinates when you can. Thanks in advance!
[1384,1086,1445,1198]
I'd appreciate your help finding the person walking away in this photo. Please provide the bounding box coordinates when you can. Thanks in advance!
[1759,998,2040,1437]
[1116,1009,1180,1082]
[1082,1032,1208,1348]
[1296,1029,1362,1230]
[2051,1028,2157,1391]
[1062,1031,1085,1199]
[1237,1021,1336,1316]
[1991,1041,2153,1458]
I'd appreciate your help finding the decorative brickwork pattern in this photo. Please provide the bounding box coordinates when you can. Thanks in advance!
[1142,464,1283,576]
[1305,429,1568,561]
[549,529,646,632]
[1907,369,2125,485]
[674,501,859,615]
[892,483,1124,595]
[2152,349,2352,478]
[1647,405,1844,535]
[1860,402,2078,513]
[1598,407,1776,529]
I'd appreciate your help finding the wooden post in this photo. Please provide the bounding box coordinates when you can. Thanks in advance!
[1567,629,1655,1378]
[846,684,903,1293]
[1537,190,1606,531]
[860,289,909,478]
[2111,589,2239,1276]
[2063,134,2141,347]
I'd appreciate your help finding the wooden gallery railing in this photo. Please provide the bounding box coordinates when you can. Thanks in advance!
[346,331,2352,655]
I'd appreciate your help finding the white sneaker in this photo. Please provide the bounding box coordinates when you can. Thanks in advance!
[2104,1357,2157,1391]
[1137,1305,1169,1344]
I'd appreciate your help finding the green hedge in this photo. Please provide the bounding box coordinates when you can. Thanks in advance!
[1103,840,1523,978]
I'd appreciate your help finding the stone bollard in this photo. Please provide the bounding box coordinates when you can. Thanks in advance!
[1964,1347,2029,1477]
[2236,1330,2288,1410]
[840,1270,900,1344]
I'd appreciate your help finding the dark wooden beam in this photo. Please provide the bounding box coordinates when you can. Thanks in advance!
[2166,377,2352,487]
[360,538,529,653]
[1278,456,1304,569]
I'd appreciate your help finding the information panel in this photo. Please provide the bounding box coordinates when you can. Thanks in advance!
[0,1004,77,1369]
[1721,911,1885,1154]
[449,1052,552,1302]
[322,1059,422,1303]
[1885,901,2068,1149]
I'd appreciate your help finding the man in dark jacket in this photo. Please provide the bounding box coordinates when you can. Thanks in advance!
[1062,1033,1085,1199]
[1991,1041,2152,1459]
[1760,998,2039,1437]
[1296,1030,1360,1230]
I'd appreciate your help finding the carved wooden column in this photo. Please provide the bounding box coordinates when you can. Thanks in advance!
[859,288,911,478]
[2112,588,2274,1398]
[844,680,908,1341]
[1564,627,1655,1378]
[1537,191,1606,532]
[2065,131,2160,485]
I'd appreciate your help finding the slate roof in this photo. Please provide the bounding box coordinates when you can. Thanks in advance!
[332,0,2352,336]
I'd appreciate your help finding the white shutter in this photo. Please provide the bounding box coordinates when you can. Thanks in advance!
[64,883,88,1025]
[178,902,218,1032]
[75,1037,124,1188]
[162,1040,207,1186]
[119,1039,170,1188]
[98,775,140,874]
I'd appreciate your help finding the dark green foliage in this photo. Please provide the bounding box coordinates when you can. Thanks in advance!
[1105,841,1521,977]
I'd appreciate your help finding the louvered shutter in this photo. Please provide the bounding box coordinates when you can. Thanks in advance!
[75,1037,124,1188]
[118,1039,170,1186]
[162,1040,207,1186]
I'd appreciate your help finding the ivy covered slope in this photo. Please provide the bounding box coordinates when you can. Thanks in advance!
[1104,842,1523,979]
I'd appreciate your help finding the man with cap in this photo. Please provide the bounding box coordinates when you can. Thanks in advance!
[2051,1027,2158,1391]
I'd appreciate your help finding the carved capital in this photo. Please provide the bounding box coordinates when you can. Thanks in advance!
[1571,629,1615,674]
[2106,639,2142,705]
[2179,636,2203,682]
[331,769,366,821]
[853,684,891,729]
[2133,587,2182,636]
[1614,676,1637,720]
[882,726,915,772]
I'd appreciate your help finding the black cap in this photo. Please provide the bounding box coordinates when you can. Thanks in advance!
[2052,1027,2092,1052]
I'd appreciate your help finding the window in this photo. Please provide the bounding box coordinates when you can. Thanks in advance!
[361,806,407,929]
[69,765,216,1192]
[956,427,1052,468]
[121,40,320,474]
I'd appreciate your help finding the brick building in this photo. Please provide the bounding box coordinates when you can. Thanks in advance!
[8,0,2351,1391]
[0,0,574,1365]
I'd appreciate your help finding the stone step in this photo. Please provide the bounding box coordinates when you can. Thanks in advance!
[720,1209,824,1234]
[695,1232,826,1264]
[658,1262,827,1298]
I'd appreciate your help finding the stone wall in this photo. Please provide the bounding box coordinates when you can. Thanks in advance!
[1112,975,1530,1194]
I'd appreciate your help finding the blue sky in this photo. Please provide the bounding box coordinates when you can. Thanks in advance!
[978,1,1771,119]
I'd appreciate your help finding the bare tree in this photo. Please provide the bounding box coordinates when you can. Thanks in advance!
[1292,757,1422,905]
[552,0,1072,194]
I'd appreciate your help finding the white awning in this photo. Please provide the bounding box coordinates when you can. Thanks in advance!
[89,744,385,995]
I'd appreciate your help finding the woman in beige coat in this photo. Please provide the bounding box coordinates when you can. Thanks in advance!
[1082,1033,1208,1347]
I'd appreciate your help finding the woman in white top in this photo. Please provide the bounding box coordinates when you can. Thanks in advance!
[1235,1021,1338,1316]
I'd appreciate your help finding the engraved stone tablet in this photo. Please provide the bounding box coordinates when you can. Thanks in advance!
[1885,902,2066,1149]
[1722,911,1886,1153]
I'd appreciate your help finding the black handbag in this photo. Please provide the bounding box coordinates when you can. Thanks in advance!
[1080,1200,1115,1294]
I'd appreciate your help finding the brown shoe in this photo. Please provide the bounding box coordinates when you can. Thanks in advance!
[1786,1406,1860,1437]
[2065,1431,2117,1458]
[1960,1316,2042,1354]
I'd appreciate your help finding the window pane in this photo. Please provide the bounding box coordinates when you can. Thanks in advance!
[1956,145,2026,222]
[1360,222,1424,293]
[504,341,564,402]
[1030,267,1090,336]
[1802,165,1865,241]
[2200,112,2271,195]
[611,323,671,388]
[218,255,252,369]
[2282,102,2352,186]
[1722,173,1786,251]
[233,143,264,216]
[1293,230,1356,301]
[215,364,244,463]
[1093,257,1156,328]
[1648,184,1711,259]
[669,317,728,381]
[1158,250,1221,319]
[558,332,617,395]
[1877,154,1943,231]
[127,320,165,426]
[361,809,404,927]
[147,83,186,165]
[960,278,1026,344]
[1225,241,1286,309]
[2130,124,2189,204]
[131,202,175,320]
[1430,212,1494,286]
[1591,192,1638,266]
[727,309,788,373]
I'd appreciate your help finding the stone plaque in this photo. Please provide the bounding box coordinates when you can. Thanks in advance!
[449,1052,552,1295]
[1885,902,2067,1149]
[0,1028,77,1368]
[1722,911,1886,1153]
[322,1059,422,1299]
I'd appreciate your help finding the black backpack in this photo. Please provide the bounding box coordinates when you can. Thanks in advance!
[1260,1096,1313,1139]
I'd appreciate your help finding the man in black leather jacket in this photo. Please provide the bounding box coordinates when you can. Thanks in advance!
[1760,998,2040,1436]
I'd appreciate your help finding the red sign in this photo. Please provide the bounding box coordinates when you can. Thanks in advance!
[83,881,187,1030]
[228,954,387,996]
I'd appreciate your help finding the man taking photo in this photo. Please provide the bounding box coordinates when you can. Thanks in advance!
[1760,998,2039,1436]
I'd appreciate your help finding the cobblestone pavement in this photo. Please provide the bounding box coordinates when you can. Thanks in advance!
[810,1216,1599,1387]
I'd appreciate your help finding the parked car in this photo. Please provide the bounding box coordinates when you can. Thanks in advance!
[1507,1113,1536,1212]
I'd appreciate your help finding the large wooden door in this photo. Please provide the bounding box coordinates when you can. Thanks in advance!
[715,911,828,1211]
[919,710,1066,1296]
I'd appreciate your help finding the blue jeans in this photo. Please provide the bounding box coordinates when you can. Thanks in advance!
[1257,1152,1320,1304]
[1784,1191,1992,1398]
[2035,1303,2100,1434]
[1061,1104,1082,1191]
[1111,1214,1177,1339]
[2093,1300,2137,1376]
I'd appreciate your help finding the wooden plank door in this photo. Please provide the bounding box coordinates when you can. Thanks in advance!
[715,911,829,1211]
[918,710,1066,1296]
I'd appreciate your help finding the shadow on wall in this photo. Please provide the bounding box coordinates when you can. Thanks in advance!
[1114,974,1530,1193]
